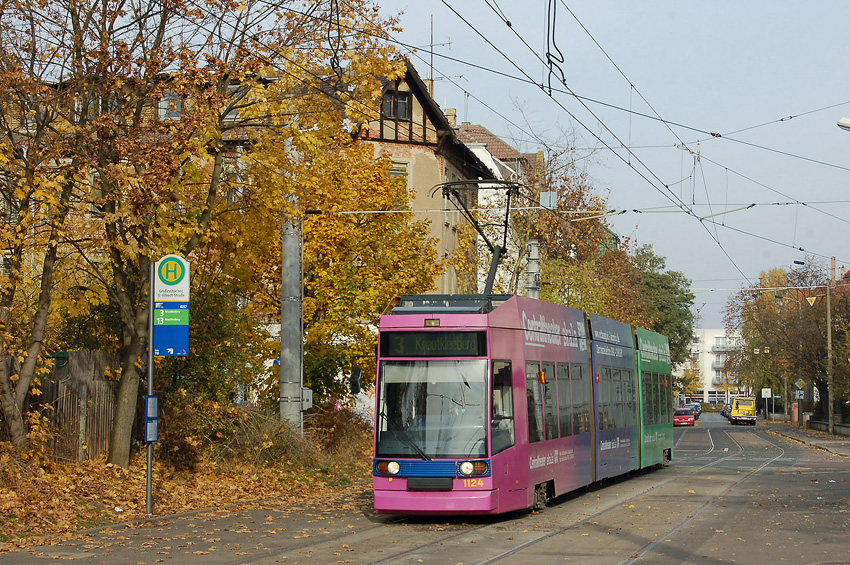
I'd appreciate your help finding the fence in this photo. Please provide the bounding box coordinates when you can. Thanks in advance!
[809,420,850,437]
[41,350,119,462]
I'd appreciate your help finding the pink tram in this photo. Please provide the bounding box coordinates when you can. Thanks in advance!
[372,294,673,515]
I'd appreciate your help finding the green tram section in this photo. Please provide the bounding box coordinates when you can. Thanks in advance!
[635,327,673,467]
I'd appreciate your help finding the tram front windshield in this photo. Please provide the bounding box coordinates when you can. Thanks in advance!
[376,360,488,459]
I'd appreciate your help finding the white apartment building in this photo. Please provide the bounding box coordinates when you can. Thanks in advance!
[676,328,742,405]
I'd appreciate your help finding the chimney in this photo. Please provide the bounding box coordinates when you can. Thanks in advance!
[446,108,456,126]
[424,78,434,97]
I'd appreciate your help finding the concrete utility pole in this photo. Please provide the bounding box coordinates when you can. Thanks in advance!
[526,239,540,299]
[280,217,302,427]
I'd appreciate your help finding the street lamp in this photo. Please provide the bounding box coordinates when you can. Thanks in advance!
[838,117,850,132]
[826,273,835,435]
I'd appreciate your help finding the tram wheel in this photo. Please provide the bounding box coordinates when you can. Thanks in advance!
[533,482,550,510]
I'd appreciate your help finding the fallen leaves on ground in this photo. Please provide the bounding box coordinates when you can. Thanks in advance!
[0,441,372,551]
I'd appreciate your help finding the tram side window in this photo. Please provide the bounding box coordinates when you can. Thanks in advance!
[526,362,543,443]
[641,371,651,426]
[655,373,664,425]
[607,368,617,429]
[657,373,664,425]
[658,373,668,423]
[613,368,624,429]
[599,367,611,431]
[656,373,664,425]
[623,369,635,428]
[557,364,573,437]
[652,373,659,424]
[572,364,590,434]
[618,368,632,429]
[663,373,672,422]
[644,372,654,425]
[543,362,558,440]
[491,361,515,454]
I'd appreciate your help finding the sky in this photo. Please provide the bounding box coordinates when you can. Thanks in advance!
[377,1,850,328]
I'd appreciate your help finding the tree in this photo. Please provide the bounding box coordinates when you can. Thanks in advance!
[0,0,404,466]
[471,143,693,345]
[675,356,702,400]
[630,245,695,368]
[0,2,87,448]
[727,269,793,397]
[245,135,442,402]
[525,170,653,328]
[724,259,850,418]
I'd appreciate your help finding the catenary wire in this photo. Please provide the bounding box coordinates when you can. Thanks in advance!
[440,0,755,284]
[184,1,850,289]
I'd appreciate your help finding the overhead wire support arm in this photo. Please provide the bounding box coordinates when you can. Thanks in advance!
[431,180,523,295]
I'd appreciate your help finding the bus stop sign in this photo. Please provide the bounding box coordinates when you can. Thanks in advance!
[153,255,190,357]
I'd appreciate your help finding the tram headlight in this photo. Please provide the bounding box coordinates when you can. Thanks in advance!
[376,460,401,475]
[458,460,489,476]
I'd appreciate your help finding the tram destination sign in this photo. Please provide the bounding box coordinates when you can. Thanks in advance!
[381,331,487,357]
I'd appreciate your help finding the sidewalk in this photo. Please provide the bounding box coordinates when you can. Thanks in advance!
[762,421,850,457]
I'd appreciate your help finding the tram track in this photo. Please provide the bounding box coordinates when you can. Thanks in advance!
[364,466,690,565]
[478,430,784,564]
[243,427,785,565]
[623,431,786,564]
[363,428,783,565]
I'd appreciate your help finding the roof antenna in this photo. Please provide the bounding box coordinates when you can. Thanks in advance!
[430,15,434,81]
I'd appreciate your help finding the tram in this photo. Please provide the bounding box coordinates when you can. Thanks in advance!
[372,294,673,515]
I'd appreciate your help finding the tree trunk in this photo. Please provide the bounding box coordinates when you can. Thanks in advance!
[106,337,146,467]
[105,252,151,468]
[0,199,69,449]
[0,355,26,449]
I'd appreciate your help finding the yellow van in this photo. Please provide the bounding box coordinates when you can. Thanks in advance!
[729,397,757,426]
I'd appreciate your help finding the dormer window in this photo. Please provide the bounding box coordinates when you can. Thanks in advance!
[382,90,410,120]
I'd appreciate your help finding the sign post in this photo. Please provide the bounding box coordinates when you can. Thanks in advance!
[147,254,190,516]
[761,388,772,421]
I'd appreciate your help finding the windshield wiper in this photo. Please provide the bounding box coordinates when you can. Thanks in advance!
[378,411,431,461]
[427,392,467,408]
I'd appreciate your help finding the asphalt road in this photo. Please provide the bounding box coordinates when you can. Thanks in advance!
[3,413,849,564]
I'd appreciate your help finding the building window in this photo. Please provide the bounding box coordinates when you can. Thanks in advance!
[382,90,410,120]
[159,91,183,120]
[388,162,408,177]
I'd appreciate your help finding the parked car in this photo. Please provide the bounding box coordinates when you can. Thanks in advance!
[721,403,732,418]
[729,397,757,425]
[674,408,696,427]
[684,402,701,420]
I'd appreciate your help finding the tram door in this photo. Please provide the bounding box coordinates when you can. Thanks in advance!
[491,360,526,510]
[589,347,600,482]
